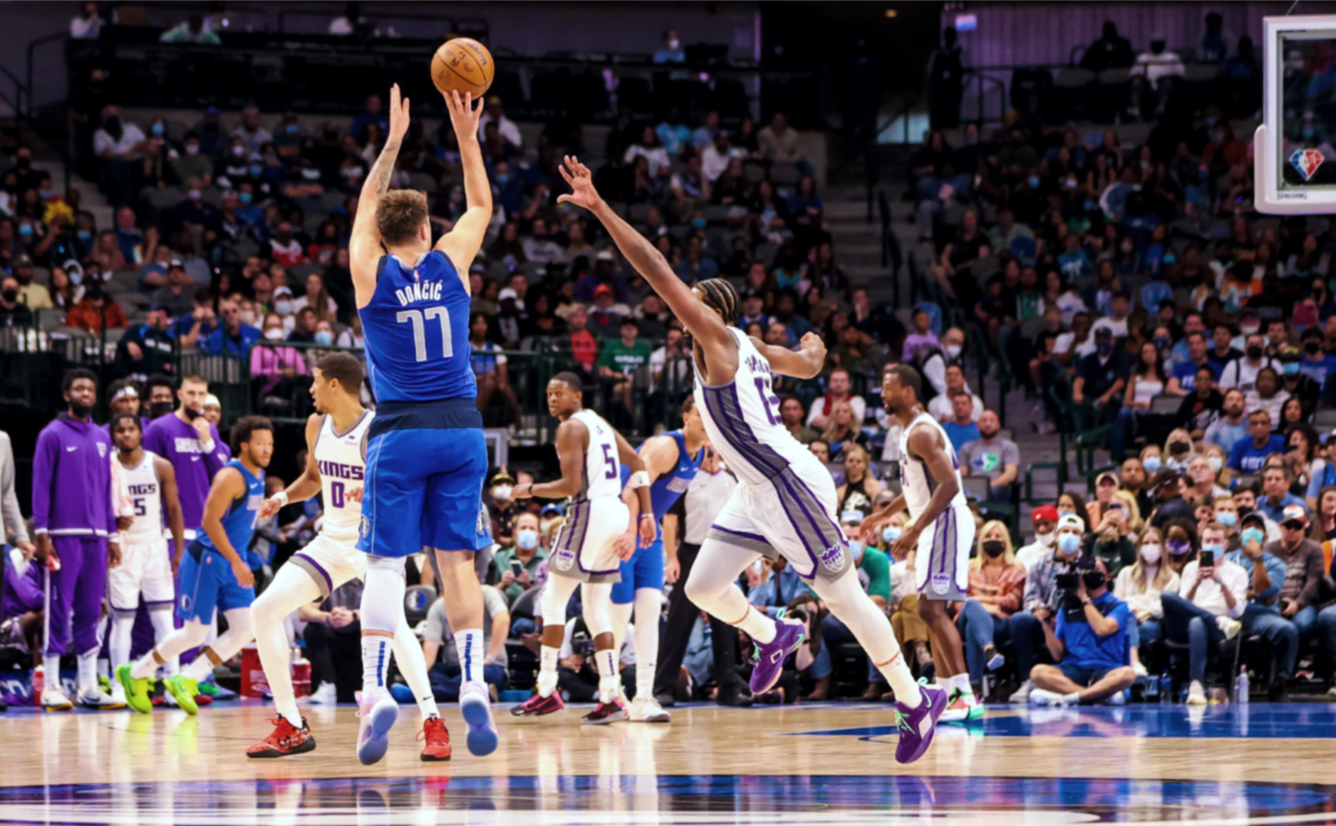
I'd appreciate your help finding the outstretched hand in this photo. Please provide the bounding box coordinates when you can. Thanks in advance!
[388,83,411,143]
[444,89,481,142]
[556,156,603,211]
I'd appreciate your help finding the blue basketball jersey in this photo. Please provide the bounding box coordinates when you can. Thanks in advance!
[359,250,476,404]
[198,458,265,568]
[619,430,702,523]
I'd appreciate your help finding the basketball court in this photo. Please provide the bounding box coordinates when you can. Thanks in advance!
[3,701,1336,824]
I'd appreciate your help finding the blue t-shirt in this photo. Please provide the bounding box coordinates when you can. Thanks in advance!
[1299,354,1336,386]
[1228,434,1288,473]
[1170,359,1222,391]
[1257,492,1308,524]
[942,421,980,454]
[1055,590,1130,672]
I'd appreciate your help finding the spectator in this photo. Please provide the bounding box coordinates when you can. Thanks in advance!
[70,1,105,39]
[115,305,176,380]
[757,112,807,174]
[1228,410,1286,474]
[956,521,1026,692]
[160,14,221,44]
[597,318,650,417]
[901,308,940,363]
[492,512,546,606]
[807,368,866,430]
[1028,557,1135,706]
[170,133,213,186]
[93,107,146,206]
[200,296,261,358]
[624,126,670,176]
[1204,388,1249,455]
[233,107,272,156]
[1167,331,1221,394]
[1113,525,1180,676]
[656,107,692,156]
[1160,521,1247,704]
[1080,21,1135,72]
[1072,328,1129,435]
[1178,365,1224,442]
[478,96,522,151]
[149,260,196,320]
[1209,323,1243,368]
[558,306,597,375]
[176,178,222,233]
[1245,367,1290,427]
[291,272,338,323]
[653,29,685,64]
[422,587,510,700]
[12,255,51,311]
[268,222,306,267]
[1089,290,1132,339]
[1114,341,1167,463]
[1129,33,1185,120]
[1186,455,1229,502]
[941,392,981,454]
[65,280,127,333]
[928,364,981,422]
[287,307,319,345]
[587,285,627,340]
[836,445,882,517]
[522,218,564,264]
[0,276,34,327]
[778,396,820,446]
[820,399,867,459]
[350,94,388,146]
[1016,505,1059,572]
[251,313,310,398]
[1219,333,1279,392]
[701,131,738,183]
[1257,465,1307,523]
[958,410,1019,503]
[926,26,965,129]
[1227,520,1290,697]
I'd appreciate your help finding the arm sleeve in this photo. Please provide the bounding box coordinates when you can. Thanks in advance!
[0,433,27,544]
[30,430,55,534]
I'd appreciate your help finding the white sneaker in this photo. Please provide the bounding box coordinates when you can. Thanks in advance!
[1104,690,1126,706]
[1186,680,1208,706]
[1029,688,1074,707]
[1132,661,1148,678]
[78,686,126,710]
[356,688,399,766]
[110,679,128,705]
[628,696,671,723]
[41,686,74,712]
[1008,680,1034,704]
[308,682,338,705]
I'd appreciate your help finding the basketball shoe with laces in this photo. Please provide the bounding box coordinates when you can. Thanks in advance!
[246,717,316,758]
[418,715,451,761]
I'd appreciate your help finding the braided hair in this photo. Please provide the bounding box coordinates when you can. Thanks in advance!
[696,278,740,327]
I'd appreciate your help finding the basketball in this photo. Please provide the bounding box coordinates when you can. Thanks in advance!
[431,38,494,98]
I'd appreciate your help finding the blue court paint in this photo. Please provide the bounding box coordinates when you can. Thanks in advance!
[0,774,1333,825]
[786,702,1336,739]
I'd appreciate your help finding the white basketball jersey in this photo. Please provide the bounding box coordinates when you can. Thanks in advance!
[570,409,621,503]
[119,451,165,545]
[693,327,819,487]
[897,411,968,521]
[315,410,374,539]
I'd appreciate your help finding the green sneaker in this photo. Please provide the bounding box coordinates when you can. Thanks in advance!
[164,675,199,715]
[967,702,985,720]
[117,665,153,715]
[196,679,220,697]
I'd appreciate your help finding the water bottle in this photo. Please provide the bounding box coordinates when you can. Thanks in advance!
[1235,666,1249,706]
[32,665,44,707]
[1159,671,1173,706]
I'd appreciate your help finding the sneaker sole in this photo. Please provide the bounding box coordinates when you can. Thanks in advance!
[357,700,399,766]
[509,699,563,717]
[41,702,73,712]
[79,699,127,711]
[460,692,498,757]
[581,709,629,726]
[630,712,671,723]
[247,737,317,759]
[420,747,452,762]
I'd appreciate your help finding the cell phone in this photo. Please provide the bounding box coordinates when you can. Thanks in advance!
[1200,550,1214,568]
[510,560,524,577]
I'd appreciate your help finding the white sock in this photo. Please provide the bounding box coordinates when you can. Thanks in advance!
[130,620,210,680]
[361,636,393,697]
[735,604,776,644]
[183,653,216,683]
[109,612,134,677]
[148,609,179,676]
[633,590,660,701]
[1064,692,1080,704]
[875,652,922,708]
[77,649,98,694]
[455,627,486,688]
[954,672,975,697]
[392,617,439,721]
[609,601,634,658]
[537,645,560,698]
[97,658,109,680]
[43,652,61,683]
[595,647,619,704]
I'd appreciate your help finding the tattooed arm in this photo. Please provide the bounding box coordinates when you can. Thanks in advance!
[349,83,411,307]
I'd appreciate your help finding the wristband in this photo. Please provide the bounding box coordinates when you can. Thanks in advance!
[629,470,651,489]
[639,513,655,521]
[273,491,290,507]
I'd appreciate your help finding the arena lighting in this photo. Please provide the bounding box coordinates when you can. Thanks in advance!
[885,10,898,18]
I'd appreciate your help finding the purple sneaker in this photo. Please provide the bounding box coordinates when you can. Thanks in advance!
[894,684,948,765]
[748,619,806,695]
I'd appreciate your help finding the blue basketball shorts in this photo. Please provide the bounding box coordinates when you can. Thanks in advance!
[177,540,254,623]
[611,537,666,604]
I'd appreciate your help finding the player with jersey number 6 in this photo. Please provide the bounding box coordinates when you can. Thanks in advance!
[347,83,497,763]
[556,156,945,764]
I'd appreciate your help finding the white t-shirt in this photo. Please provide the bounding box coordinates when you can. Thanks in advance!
[1172,560,1247,620]
[1218,357,1280,393]
[478,114,522,148]
[94,123,147,157]
[1090,315,1129,339]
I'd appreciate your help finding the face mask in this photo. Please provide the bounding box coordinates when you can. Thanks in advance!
[286,124,299,135]
[496,174,510,186]
[882,526,902,544]
[274,300,293,315]
[69,271,82,285]
[944,344,962,359]
[18,224,32,237]
[1246,345,1264,360]
[516,528,539,551]
[39,189,52,199]
[1154,337,1171,350]
[1097,340,1112,356]
[1083,200,1095,211]
[250,165,264,177]
[1038,530,1055,547]
[1057,533,1081,554]
[76,230,91,242]
[240,310,255,326]
[1216,510,1237,527]
[1142,456,1162,473]
[1169,442,1190,456]
[315,330,334,346]
[302,168,321,181]
[691,217,706,231]
[492,485,513,501]
[0,288,16,303]
[1121,241,1135,254]
[668,39,681,50]
[1208,456,1223,473]
[1082,571,1106,591]
[151,123,164,136]
[983,540,1005,558]
[1241,527,1265,545]
[1240,324,1259,336]
[1283,362,1300,376]
[1028,176,1040,188]
[264,327,285,341]
[1164,253,1176,264]
[188,189,201,201]
[186,144,199,155]
[240,192,253,205]
[1064,177,1077,190]
[1166,539,1191,556]
[232,146,245,157]
[1306,341,1323,355]
[150,401,175,418]
[848,540,865,560]
[1202,542,1225,556]
[1140,544,1163,564]
[69,400,93,419]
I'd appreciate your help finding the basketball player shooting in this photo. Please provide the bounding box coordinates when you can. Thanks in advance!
[861,366,979,723]
[558,157,946,764]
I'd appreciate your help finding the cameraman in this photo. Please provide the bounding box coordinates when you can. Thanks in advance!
[557,616,634,702]
[1009,514,1091,703]
[1028,557,1136,706]
[1159,521,1247,705]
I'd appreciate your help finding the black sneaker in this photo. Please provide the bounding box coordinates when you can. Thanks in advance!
[581,700,628,725]
[653,692,676,708]
[510,691,565,717]
[716,689,754,707]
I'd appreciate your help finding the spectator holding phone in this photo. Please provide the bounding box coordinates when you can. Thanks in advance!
[1160,521,1247,705]
[492,512,547,606]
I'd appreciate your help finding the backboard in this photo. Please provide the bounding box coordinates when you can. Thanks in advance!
[1255,15,1336,214]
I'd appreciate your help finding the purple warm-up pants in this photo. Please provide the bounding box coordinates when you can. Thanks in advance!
[44,536,108,657]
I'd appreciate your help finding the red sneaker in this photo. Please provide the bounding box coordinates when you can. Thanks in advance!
[418,715,452,761]
[246,717,316,758]
[510,691,565,717]
[581,699,628,726]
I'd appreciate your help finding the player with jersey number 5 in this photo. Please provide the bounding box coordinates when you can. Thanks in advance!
[107,413,186,708]
[246,353,449,761]
[556,156,945,764]
[860,365,978,723]
[347,83,497,762]
[508,373,656,725]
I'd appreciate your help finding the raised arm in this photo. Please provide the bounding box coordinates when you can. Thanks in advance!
[558,156,733,353]
[435,91,490,283]
[349,83,411,307]
[750,334,825,380]
[259,415,322,519]
[513,419,588,500]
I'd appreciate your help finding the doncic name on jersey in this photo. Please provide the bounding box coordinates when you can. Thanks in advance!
[395,276,444,305]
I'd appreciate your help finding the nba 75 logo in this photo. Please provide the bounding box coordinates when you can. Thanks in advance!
[1290,148,1325,181]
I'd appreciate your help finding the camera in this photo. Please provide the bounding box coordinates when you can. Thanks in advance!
[570,630,594,656]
